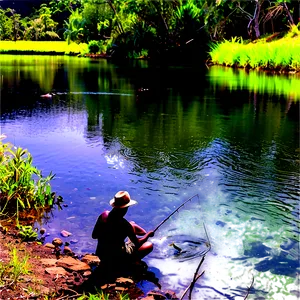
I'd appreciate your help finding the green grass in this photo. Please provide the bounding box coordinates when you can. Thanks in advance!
[0,248,30,288]
[209,26,300,72]
[0,41,88,55]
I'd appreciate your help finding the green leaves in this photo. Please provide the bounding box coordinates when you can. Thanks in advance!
[0,141,56,219]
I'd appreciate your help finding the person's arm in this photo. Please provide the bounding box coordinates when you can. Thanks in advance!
[130,221,147,236]
[92,211,109,239]
[127,221,154,248]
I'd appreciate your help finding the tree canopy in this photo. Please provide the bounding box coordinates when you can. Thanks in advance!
[0,0,299,59]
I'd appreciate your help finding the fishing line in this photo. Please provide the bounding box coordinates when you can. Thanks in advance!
[153,194,211,259]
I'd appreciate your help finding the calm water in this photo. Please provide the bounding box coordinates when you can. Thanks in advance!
[0,55,299,299]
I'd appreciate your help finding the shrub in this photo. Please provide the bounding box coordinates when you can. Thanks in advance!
[0,141,57,221]
[88,40,100,54]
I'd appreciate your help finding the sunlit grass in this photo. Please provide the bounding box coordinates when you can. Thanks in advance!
[209,35,300,72]
[0,41,88,55]
[208,65,300,100]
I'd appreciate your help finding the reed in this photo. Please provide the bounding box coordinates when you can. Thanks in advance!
[0,41,88,55]
[209,27,300,72]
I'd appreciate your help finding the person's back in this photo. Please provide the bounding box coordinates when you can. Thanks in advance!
[92,191,154,266]
[93,209,133,263]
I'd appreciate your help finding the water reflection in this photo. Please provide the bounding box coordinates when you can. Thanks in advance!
[0,55,299,299]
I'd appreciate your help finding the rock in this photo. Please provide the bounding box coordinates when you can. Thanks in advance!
[147,291,167,300]
[44,243,55,249]
[45,267,68,276]
[83,270,91,277]
[52,238,63,247]
[70,239,78,244]
[115,277,134,286]
[101,283,116,289]
[56,257,90,272]
[63,246,73,255]
[115,287,126,291]
[61,230,72,237]
[40,258,57,267]
[81,254,100,266]
[40,228,46,235]
[165,290,178,299]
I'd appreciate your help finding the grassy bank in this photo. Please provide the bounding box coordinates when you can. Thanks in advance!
[209,26,300,73]
[0,41,88,55]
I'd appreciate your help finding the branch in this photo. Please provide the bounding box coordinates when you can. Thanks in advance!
[244,275,255,300]
[188,256,205,300]
[180,270,205,300]
[236,2,253,20]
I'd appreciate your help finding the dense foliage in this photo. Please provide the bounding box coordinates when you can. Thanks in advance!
[0,140,58,221]
[0,0,299,59]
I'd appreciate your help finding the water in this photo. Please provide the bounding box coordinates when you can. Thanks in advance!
[0,55,299,299]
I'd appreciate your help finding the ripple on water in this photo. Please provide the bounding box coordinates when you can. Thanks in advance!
[151,234,210,262]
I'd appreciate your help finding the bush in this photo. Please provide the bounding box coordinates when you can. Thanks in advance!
[0,141,56,220]
[88,40,100,54]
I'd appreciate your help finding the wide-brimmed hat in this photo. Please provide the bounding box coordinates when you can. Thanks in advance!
[109,191,137,208]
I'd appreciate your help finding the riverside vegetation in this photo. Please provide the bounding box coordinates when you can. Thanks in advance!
[0,0,299,71]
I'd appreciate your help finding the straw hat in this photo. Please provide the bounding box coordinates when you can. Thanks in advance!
[109,191,137,208]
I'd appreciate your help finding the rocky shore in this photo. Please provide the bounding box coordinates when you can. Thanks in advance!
[0,225,179,300]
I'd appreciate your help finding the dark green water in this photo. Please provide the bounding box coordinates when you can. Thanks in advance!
[0,55,299,299]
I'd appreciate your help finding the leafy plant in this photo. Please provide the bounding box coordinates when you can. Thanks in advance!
[17,225,38,241]
[0,141,56,221]
[88,40,100,53]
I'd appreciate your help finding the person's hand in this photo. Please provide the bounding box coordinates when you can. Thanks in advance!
[148,231,154,237]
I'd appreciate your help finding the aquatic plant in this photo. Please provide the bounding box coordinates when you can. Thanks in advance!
[0,141,57,222]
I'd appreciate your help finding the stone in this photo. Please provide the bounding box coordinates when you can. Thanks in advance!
[61,230,72,237]
[115,277,134,286]
[40,228,46,235]
[44,243,55,249]
[40,258,57,267]
[81,254,100,266]
[147,291,167,300]
[115,287,126,291]
[45,267,68,276]
[83,270,91,277]
[52,238,63,247]
[56,256,90,272]
[63,246,73,254]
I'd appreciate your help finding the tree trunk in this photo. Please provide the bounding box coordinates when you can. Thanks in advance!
[282,2,295,26]
[253,0,262,39]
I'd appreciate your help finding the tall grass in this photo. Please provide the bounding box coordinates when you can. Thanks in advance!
[209,25,300,72]
[0,140,57,222]
[0,248,30,288]
[0,41,88,55]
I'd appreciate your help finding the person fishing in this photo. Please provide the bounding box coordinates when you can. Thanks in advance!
[92,191,154,267]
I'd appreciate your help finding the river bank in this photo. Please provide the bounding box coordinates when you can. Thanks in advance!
[0,223,178,300]
[209,26,300,73]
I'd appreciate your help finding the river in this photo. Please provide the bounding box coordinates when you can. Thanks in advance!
[0,55,299,299]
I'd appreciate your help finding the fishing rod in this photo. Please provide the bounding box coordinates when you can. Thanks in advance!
[153,194,211,255]
[153,194,199,233]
